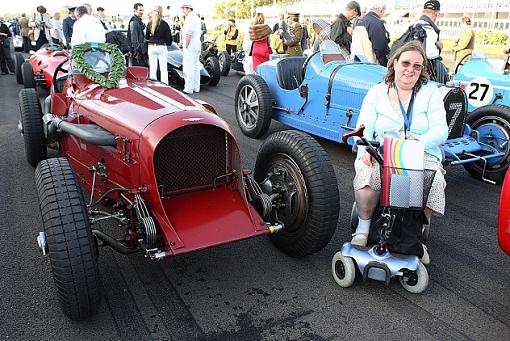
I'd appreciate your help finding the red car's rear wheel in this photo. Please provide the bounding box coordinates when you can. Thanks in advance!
[19,88,46,167]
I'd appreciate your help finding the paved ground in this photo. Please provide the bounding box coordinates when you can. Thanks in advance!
[0,66,509,341]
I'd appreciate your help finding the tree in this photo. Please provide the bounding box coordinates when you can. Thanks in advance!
[213,0,300,20]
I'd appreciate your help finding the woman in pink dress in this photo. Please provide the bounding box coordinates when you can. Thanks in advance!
[248,13,272,71]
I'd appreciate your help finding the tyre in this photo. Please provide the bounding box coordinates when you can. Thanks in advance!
[35,158,101,320]
[399,262,429,294]
[204,56,220,86]
[332,252,356,287]
[463,104,510,183]
[19,88,46,167]
[219,51,231,76]
[235,74,273,138]
[15,53,24,84]
[254,130,340,257]
[21,62,36,88]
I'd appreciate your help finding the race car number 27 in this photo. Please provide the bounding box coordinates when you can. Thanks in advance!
[466,77,493,108]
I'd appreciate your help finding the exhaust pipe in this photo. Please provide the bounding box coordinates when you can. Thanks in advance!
[92,230,141,254]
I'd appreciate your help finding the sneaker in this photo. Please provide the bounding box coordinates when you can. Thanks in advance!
[421,245,430,265]
[351,232,368,247]
[194,88,200,93]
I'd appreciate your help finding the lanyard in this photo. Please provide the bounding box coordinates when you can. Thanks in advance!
[395,86,415,136]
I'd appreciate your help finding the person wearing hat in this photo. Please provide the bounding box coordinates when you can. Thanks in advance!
[29,5,52,50]
[181,2,202,94]
[224,19,238,55]
[414,0,449,83]
[452,17,475,68]
[330,1,360,53]
[282,12,303,57]
[63,6,77,49]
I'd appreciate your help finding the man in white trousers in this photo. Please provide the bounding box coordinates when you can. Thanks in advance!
[181,3,202,94]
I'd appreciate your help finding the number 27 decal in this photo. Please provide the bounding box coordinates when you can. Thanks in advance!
[468,82,490,101]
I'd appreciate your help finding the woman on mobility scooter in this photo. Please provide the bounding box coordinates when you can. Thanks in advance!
[332,42,448,293]
[332,41,448,293]
[352,40,448,264]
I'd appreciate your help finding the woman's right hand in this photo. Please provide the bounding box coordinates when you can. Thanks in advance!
[361,151,373,166]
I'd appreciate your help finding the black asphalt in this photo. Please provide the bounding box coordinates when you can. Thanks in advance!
[0,67,509,340]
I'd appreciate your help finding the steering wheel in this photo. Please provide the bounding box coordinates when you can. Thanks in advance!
[454,53,472,75]
[301,50,319,80]
[52,58,70,93]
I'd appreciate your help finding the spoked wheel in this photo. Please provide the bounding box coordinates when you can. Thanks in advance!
[218,51,231,76]
[254,130,340,257]
[234,75,273,138]
[332,252,356,287]
[463,105,510,183]
[35,158,101,320]
[204,56,220,86]
[399,262,429,294]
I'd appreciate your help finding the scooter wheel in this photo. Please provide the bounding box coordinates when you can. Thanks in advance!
[399,262,429,294]
[332,252,356,288]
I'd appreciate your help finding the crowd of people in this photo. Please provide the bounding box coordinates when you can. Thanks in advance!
[0,0,505,84]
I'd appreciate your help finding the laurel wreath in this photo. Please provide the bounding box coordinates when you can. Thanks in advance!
[71,43,125,89]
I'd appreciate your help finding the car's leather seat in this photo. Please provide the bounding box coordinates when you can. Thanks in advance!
[276,56,306,90]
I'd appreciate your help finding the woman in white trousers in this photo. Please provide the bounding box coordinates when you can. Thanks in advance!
[145,6,173,84]
[148,44,168,84]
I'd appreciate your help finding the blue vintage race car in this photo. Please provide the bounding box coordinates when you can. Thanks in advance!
[234,47,510,183]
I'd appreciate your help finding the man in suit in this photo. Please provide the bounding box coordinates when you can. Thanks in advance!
[18,13,30,53]
[62,6,76,48]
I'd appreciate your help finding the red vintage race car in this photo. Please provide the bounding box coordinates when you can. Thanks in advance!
[498,169,510,255]
[15,44,69,89]
[18,43,340,320]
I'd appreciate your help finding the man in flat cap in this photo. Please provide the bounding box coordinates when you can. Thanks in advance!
[330,1,360,53]
[62,6,76,48]
[414,0,449,83]
[282,12,303,56]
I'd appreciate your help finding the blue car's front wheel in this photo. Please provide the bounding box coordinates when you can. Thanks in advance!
[235,75,273,138]
[463,104,510,183]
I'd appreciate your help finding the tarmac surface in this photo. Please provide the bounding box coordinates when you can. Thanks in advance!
[0,65,509,340]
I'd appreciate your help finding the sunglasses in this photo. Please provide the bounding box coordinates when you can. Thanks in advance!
[399,60,424,72]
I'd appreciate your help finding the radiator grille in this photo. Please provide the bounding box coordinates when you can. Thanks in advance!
[154,124,228,195]
[444,87,468,139]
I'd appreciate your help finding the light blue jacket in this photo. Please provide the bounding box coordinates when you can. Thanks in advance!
[356,82,448,161]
